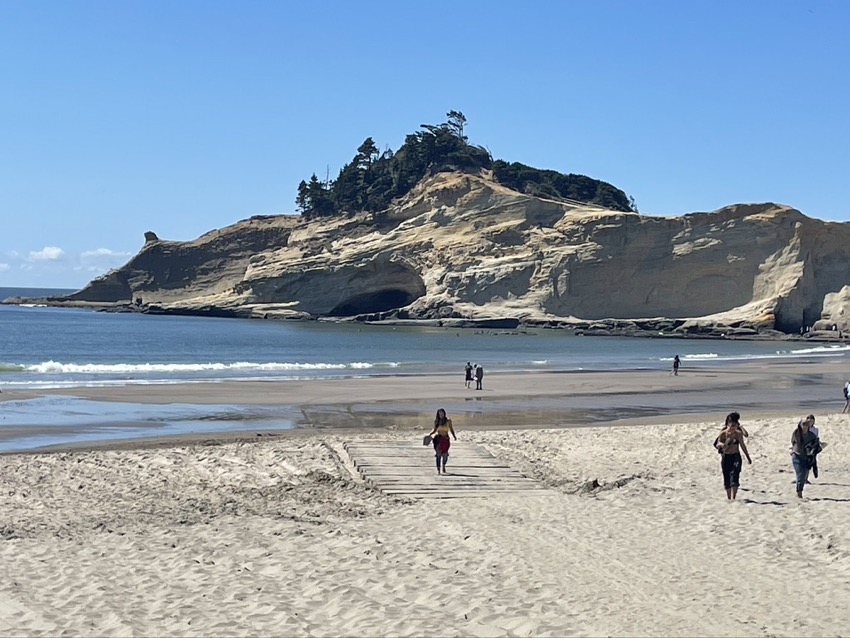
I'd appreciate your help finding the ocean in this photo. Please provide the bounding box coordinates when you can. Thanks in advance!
[3,297,848,389]
[2,287,849,451]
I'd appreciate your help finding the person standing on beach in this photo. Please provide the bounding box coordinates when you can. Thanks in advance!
[671,355,680,376]
[428,408,457,474]
[464,362,473,389]
[714,412,752,500]
[475,364,484,390]
[790,415,821,498]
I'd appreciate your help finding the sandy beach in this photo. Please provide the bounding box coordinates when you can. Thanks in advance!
[3,362,850,636]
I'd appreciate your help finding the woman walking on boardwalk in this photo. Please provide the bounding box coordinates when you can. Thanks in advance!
[428,408,457,475]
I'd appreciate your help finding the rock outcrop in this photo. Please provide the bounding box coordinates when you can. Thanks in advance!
[48,172,850,335]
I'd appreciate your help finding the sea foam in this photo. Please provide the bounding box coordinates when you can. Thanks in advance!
[22,360,388,374]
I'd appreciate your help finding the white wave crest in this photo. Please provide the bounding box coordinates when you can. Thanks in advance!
[659,354,719,362]
[22,360,383,374]
[782,344,850,355]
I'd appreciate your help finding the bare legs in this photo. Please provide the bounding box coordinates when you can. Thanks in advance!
[435,453,448,474]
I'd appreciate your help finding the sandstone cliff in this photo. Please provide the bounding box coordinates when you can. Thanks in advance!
[58,172,850,335]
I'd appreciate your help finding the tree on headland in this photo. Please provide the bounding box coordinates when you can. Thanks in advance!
[295,180,308,214]
[356,137,378,169]
[296,174,335,218]
[446,110,467,142]
[297,111,635,218]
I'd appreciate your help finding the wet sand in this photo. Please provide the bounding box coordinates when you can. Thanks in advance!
[2,358,848,452]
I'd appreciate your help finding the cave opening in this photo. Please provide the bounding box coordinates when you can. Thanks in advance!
[328,288,419,317]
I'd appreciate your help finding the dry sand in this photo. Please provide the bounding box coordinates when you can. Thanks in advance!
[3,404,850,636]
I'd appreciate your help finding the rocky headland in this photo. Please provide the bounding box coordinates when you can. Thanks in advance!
[12,170,850,341]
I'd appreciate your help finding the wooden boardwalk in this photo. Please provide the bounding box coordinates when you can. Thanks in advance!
[343,440,543,499]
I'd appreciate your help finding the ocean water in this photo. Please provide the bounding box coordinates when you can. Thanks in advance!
[2,289,849,389]
[2,288,849,451]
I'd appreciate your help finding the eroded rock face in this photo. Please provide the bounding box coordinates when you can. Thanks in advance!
[247,256,426,316]
[68,215,298,305]
[63,173,850,334]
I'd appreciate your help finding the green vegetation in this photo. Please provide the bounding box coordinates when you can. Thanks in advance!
[296,112,634,217]
[490,161,632,212]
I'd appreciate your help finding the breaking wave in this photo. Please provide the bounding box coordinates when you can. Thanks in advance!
[661,344,850,363]
[21,360,401,374]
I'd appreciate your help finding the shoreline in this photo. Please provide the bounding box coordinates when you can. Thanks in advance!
[5,297,850,342]
[2,359,848,454]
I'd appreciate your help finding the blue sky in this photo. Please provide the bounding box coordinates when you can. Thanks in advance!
[2,0,847,289]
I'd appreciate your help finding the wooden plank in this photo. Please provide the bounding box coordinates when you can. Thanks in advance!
[366,468,528,472]
[384,490,542,497]
[363,479,531,484]
[343,440,543,500]
[384,491,542,496]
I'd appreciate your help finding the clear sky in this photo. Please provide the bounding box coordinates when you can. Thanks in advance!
[2,0,848,289]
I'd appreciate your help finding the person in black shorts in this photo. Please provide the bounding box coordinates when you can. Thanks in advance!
[714,412,752,500]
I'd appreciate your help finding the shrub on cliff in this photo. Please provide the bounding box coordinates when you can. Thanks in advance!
[491,161,632,212]
[296,112,634,217]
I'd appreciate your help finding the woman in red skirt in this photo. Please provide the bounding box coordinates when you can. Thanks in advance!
[428,408,457,474]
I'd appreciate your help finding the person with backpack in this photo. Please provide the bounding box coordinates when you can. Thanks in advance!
[805,413,824,479]
[714,412,752,500]
[790,416,821,498]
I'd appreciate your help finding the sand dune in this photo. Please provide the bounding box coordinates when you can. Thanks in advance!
[2,413,850,636]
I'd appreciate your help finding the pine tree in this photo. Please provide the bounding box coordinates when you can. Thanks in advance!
[295,180,309,213]
[356,137,378,169]
[446,110,468,142]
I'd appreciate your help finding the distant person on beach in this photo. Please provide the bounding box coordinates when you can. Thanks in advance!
[475,364,484,390]
[671,355,680,376]
[843,382,850,413]
[790,415,821,498]
[714,412,752,500]
[428,408,457,474]
[464,362,473,389]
